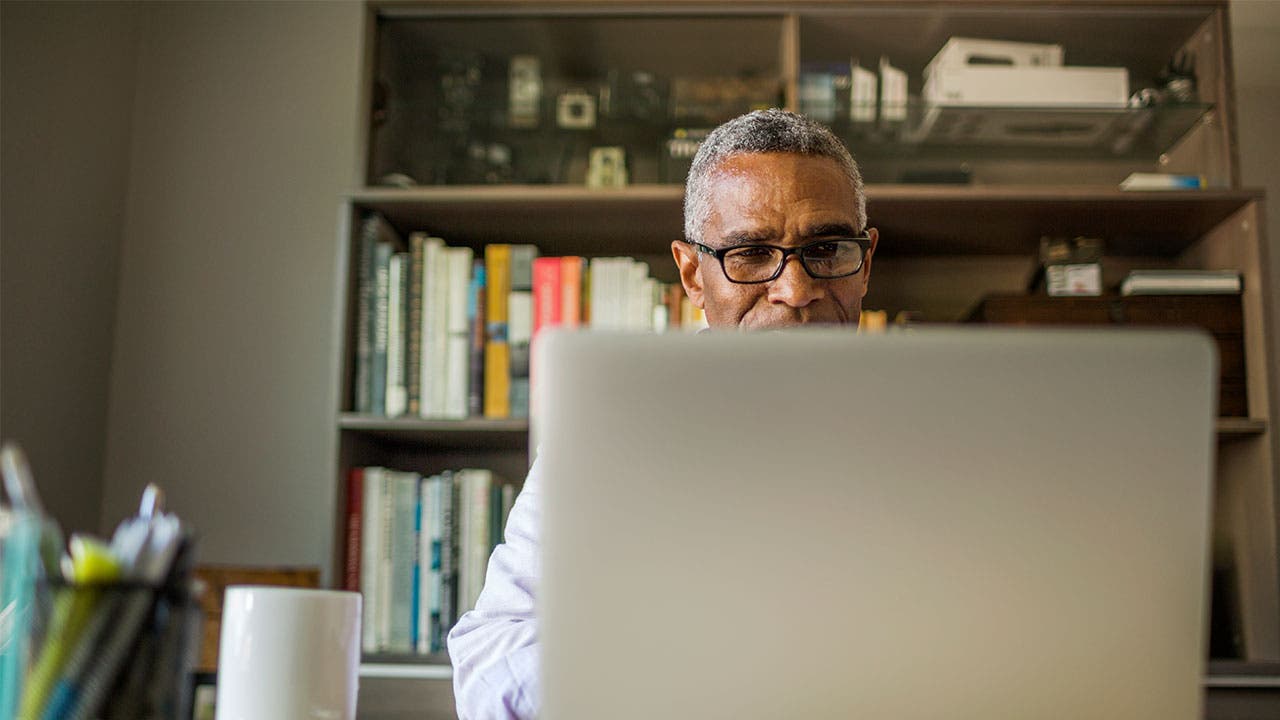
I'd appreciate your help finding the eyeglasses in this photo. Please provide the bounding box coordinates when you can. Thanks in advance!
[682,234,873,284]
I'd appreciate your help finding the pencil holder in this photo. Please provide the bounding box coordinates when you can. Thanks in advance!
[17,573,203,720]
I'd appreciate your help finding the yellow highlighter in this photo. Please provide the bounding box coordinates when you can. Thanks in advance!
[18,535,120,719]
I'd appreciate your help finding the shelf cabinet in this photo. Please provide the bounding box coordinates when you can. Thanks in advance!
[334,4,1279,711]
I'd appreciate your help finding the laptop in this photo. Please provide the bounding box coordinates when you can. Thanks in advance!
[535,327,1216,720]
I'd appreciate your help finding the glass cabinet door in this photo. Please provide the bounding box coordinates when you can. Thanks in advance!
[369,13,787,186]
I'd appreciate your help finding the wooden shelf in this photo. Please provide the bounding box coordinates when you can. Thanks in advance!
[341,414,1260,440]
[1217,418,1268,437]
[339,413,529,448]
[349,185,1263,258]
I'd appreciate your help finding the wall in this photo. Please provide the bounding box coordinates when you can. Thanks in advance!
[1231,1,1280,295]
[98,0,363,570]
[1,1,140,535]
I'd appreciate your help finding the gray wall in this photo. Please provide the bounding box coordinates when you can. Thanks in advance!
[2,0,1278,580]
[98,0,362,570]
[1,1,140,535]
[1231,0,1280,301]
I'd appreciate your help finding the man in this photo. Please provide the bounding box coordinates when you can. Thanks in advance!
[447,108,878,719]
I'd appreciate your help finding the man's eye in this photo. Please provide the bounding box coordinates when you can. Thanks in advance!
[808,242,840,258]
[730,246,773,259]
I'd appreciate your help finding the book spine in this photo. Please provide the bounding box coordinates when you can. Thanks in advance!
[490,481,502,554]
[388,472,418,653]
[411,476,423,652]
[532,256,563,338]
[439,471,458,638]
[344,468,364,593]
[354,217,380,413]
[416,475,435,654]
[377,469,394,650]
[507,291,533,419]
[508,245,538,419]
[359,467,384,652]
[386,252,408,417]
[406,234,426,415]
[468,262,487,418]
[372,242,392,415]
[419,238,445,417]
[561,256,583,327]
[446,248,475,419]
[464,469,493,615]
[430,243,451,417]
[484,244,512,419]
[429,475,445,651]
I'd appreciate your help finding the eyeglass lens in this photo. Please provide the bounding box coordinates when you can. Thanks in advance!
[722,240,864,282]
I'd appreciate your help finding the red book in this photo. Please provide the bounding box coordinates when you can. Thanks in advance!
[344,467,364,592]
[561,256,584,328]
[533,256,564,337]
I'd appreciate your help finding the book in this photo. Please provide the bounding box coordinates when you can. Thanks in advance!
[385,252,409,417]
[445,247,475,419]
[468,261,487,418]
[457,468,494,616]
[439,471,458,637]
[1119,172,1204,190]
[354,215,389,414]
[411,475,423,650]
[1120,269,1242,296]
[484,245,512,418]
[533,256,563,337]
[371,242,392,415]
[386,470,419,653]
[421,475,443,652]
[508,245,538,418]
[344,468,364,593]
[418,235,446,417]
[562,256,585,327]
[406,234,426,415]
[360,467,385,653]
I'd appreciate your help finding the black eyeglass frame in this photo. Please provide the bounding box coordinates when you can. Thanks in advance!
[680,233,874,284]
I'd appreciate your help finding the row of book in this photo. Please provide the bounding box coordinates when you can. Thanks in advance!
[353,213,707,418]
[344,466,516,655]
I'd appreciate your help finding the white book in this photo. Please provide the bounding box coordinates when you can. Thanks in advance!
[387,470,419,653]
[418,235,445,417]
[385,253,407,417]
[879,55,908,123]
[377,468,394,651]
[429,242,451,417]
[445,247,475,419]
[851,61,878,123]
[586,256,611,330]
[416,474,437,653]
[457,468,493,616]
[360,466,385,653]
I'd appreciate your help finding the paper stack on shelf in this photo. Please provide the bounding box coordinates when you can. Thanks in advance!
[1120,269,1242,296]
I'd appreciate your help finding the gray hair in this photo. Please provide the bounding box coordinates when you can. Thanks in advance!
[683,109,866,243]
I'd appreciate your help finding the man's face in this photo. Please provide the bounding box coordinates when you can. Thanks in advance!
[672,152,877,330]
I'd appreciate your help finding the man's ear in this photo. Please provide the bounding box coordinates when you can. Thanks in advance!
[671,240,706,309]
[859,227,879,299]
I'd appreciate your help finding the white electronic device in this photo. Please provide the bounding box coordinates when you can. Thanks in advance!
[924,65,1129,107]
[538,328,1216,720]
[925,36,1064,79]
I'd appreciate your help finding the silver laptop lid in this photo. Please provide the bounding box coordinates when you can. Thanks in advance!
[537,328,1215,720]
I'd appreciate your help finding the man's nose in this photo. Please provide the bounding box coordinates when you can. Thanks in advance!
[766,255,824,307]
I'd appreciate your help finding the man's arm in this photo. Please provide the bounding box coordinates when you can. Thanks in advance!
[447,456,542,720]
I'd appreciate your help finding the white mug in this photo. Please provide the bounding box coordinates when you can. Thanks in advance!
[214,586,362,720]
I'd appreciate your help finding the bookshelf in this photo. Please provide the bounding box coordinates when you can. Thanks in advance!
[331,0,1280,708]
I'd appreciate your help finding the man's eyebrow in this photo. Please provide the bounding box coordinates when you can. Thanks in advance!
[803,223,860,238]
[719,229,779,245]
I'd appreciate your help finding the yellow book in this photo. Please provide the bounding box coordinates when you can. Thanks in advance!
[484,244,512,418]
